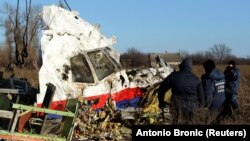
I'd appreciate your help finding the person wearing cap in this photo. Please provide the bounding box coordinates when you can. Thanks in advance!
[224,60,240,116]
[158,58,204,124]
[201,59,226,124]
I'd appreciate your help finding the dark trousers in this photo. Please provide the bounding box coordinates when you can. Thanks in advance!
[224,93,239,116]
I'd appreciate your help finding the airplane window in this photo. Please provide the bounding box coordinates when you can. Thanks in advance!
[88,50,115,80]
[104,47,122,69]
[70,54,94,83]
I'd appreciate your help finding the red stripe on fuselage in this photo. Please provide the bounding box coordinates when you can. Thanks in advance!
[37,87,143,110]
[86,87,143,109]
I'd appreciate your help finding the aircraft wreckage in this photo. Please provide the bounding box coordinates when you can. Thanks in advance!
[0,5,174,140]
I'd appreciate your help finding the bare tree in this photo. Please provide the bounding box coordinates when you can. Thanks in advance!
[2,0,42,67]
[189,51,206,64]
[209,43,232,62]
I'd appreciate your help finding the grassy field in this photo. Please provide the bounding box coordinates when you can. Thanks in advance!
[1,64,250,124]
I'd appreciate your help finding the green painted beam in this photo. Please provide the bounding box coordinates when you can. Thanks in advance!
[0,130,66,141]
[12,104,75,117]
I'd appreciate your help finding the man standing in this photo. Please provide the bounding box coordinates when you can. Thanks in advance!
[201,59,226,124]
[224,60,240,116]
[158,58,204,124]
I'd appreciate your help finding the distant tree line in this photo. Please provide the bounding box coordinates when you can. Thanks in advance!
[180,43,250,65]
[120,44,250,69]
[120,48,149,69]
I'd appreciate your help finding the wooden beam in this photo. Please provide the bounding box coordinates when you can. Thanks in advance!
[0,88,19,94]
[0,110,13,119]
[10,110,20,133]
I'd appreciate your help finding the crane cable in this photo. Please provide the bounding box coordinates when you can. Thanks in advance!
[63,0,71,11]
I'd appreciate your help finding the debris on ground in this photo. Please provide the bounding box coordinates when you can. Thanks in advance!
[73,83,173,140]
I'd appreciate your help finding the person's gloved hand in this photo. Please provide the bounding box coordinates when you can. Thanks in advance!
[158,101,168,109]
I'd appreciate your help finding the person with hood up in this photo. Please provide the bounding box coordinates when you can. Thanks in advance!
[158,58,204,124]
[224,60,240,117]
[201,59,226,124]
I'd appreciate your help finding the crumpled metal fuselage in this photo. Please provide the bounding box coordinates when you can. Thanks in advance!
[38,5,173,110]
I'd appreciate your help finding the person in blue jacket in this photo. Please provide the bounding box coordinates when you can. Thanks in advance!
[201,59,226,124]
[224,60,240,116]
[158,58,204,124]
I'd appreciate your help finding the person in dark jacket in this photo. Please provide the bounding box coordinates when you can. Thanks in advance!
[158,58,204,124]
[224,60,240,116]
[201,59,226,124]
